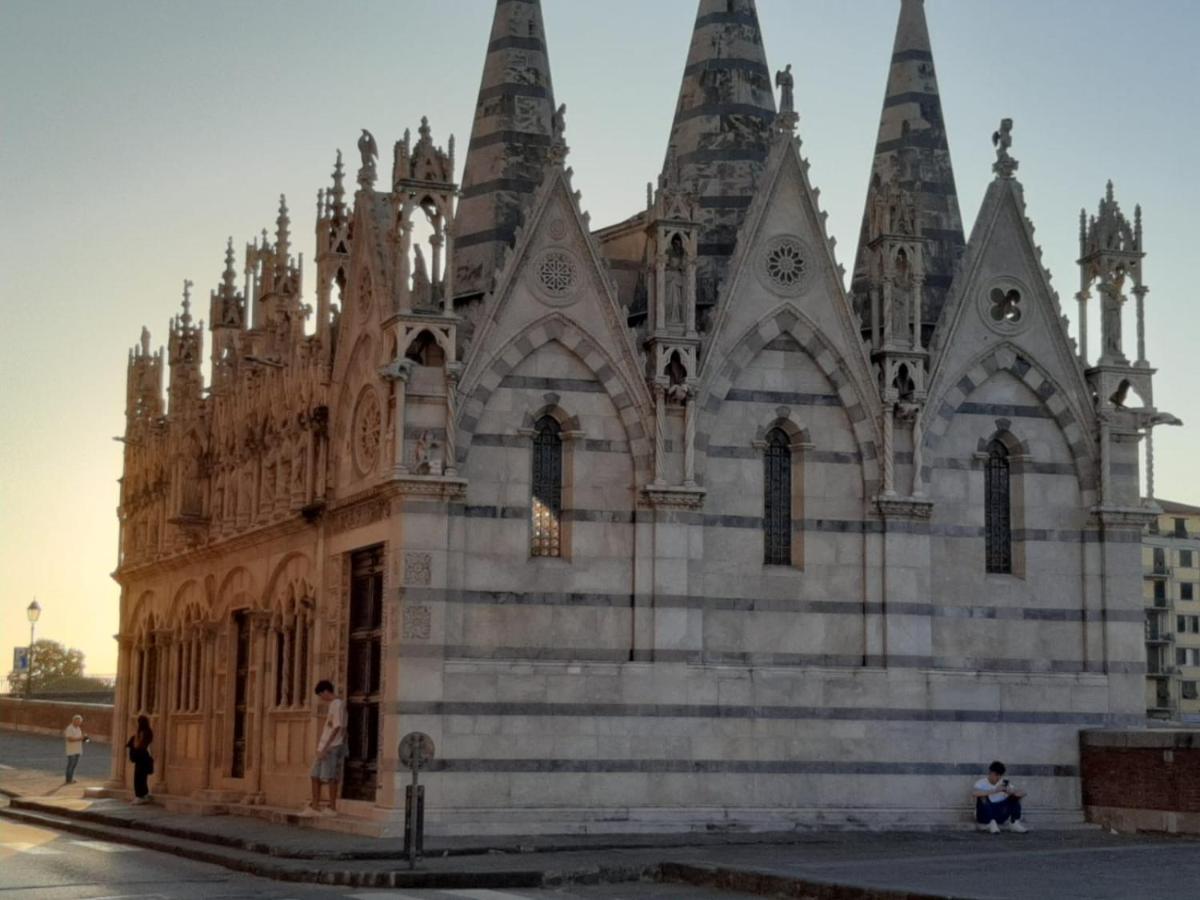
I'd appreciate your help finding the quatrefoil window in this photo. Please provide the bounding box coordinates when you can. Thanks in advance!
[989,287,1022,324]
[978,279,1031,335]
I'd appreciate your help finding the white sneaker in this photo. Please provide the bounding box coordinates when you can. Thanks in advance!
[317,806,338,817]
[1008,820,1028,833]
[987,820,1001,834]
[297,805,319,817]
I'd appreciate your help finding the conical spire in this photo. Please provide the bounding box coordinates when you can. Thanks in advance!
[662,0,777,311]
[452,0,557,299]
[851,0,964,340]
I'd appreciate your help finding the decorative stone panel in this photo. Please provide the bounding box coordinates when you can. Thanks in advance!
[403,552,432,586]
[758,235,811,297]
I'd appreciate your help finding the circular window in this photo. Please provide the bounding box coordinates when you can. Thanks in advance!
[759,236,810,296]
[531,249,580,305]
[978,277,1032,335]
[352,387,382,475]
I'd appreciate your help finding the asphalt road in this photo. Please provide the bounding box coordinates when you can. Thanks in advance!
[0,730,110,781]
[0,814,753,900]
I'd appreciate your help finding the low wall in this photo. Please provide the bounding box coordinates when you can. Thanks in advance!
[0,696,113,743]
[1081,729,1200,834]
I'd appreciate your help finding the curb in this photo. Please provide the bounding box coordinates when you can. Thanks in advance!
[659,862,960,900]
[0,805,549,889]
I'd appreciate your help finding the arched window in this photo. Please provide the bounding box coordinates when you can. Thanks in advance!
[763,427,792,565]
[272,593,312,709]
[985,439,1012,573]
[531,416,563,558]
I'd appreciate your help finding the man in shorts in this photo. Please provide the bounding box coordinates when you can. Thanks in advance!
[302,680,347,816]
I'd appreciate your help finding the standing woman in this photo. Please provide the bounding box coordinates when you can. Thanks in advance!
[125,715,154,804]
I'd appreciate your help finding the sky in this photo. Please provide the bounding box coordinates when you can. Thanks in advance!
[1,0,1198,679]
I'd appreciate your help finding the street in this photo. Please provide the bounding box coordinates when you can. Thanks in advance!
[0,806,750,900]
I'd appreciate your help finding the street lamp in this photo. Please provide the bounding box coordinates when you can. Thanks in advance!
[26,599,40,699]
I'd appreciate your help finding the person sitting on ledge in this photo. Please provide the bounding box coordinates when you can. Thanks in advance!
[973,760,1028,833]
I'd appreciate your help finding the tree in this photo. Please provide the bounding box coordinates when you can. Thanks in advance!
[6,639,85,694]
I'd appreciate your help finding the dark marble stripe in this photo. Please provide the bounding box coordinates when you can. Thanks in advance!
[455,226,518,249]
[499,375,604,394]
[460,177,541,200]
[694,10,762,29]
[725,388,842,407]
[892,49,935,63]
[468,130,552,152]
[875,131,948,154]
[422,758,1077,777]
[394,700,1143,728]
[697,241,739,257]
[957,402,1050,419]
[487,35,544,53]
[882,90,944,109]
[676,103,775,124]
[700,195,755,209]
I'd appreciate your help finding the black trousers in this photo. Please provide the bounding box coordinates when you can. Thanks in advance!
[133,759,151,798]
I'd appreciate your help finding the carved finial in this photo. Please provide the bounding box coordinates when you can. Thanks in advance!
[275,194,290,258]
[991,118,1017,178]
[357,128,378,188]
[1106,179,1115,203]
[140,326,151,356]
[181,279,194,325]
[222,237,237,291]
[419,115,430,140]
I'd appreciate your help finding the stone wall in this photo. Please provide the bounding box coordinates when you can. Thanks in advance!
[0,697,113,742]
[1081,729,1200,835]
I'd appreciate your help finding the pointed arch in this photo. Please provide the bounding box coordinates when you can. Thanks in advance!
[922,342,1097,494]
[697,303,882,492]
[457,312,653,484]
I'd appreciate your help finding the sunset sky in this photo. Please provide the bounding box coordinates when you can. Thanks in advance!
[2,0,1197,678]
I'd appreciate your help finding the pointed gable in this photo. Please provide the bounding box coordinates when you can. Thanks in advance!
[926,162,1092,450]
[453,0,558,300]
[664,0,777,313]
[851,0,964,342]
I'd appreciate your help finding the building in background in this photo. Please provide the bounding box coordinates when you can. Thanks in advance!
[1144,500,1200,721]
[108,0,1180,833]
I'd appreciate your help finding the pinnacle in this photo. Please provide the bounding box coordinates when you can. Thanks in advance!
[851,0,964,343]
[661,0,777,309]
[453,0,558,299]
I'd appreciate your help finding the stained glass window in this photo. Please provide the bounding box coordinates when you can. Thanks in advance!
[531,416,563,557]
[985,439,1012,573]
[764,428,792,565]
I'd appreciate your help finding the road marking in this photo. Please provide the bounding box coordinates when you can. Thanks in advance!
[0,764,14,769]
[346,894,435,899]
[69,839,142,853]
[0,841,65,854]
[440,891,538,899]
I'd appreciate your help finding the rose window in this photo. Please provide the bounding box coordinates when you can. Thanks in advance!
[537,250,577,298]
[353,388,382,474]
[759,236,810,296]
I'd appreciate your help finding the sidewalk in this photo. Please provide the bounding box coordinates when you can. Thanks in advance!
[4,788,1200,898]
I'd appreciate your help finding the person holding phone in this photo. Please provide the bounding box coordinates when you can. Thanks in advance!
[973,760,1027,833]
[63,715,89,784]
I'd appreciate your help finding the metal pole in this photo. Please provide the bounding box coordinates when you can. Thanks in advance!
[408,765,419,869]
[27,620,35,699]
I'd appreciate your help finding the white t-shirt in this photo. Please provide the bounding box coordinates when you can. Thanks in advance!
[64,724,84,756]
[317,698,346,752]
[975,777,1009,803]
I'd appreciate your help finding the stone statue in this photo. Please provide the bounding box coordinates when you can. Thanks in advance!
[775,64,794,116]
[664,234,687,326]
[551,103,567,143]
[991,118,1017,177]
[357,129,378,187]
[412,244,432,308]
[1100,280,1124,359]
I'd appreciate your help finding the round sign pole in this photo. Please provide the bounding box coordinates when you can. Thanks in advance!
[398,732,435,870]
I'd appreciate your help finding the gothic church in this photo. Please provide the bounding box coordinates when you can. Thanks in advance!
[111,0,1173,832]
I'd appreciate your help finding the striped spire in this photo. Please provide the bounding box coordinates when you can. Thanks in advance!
[851,0,964,339]
[663,0,777,312]
[452,0,557,299]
